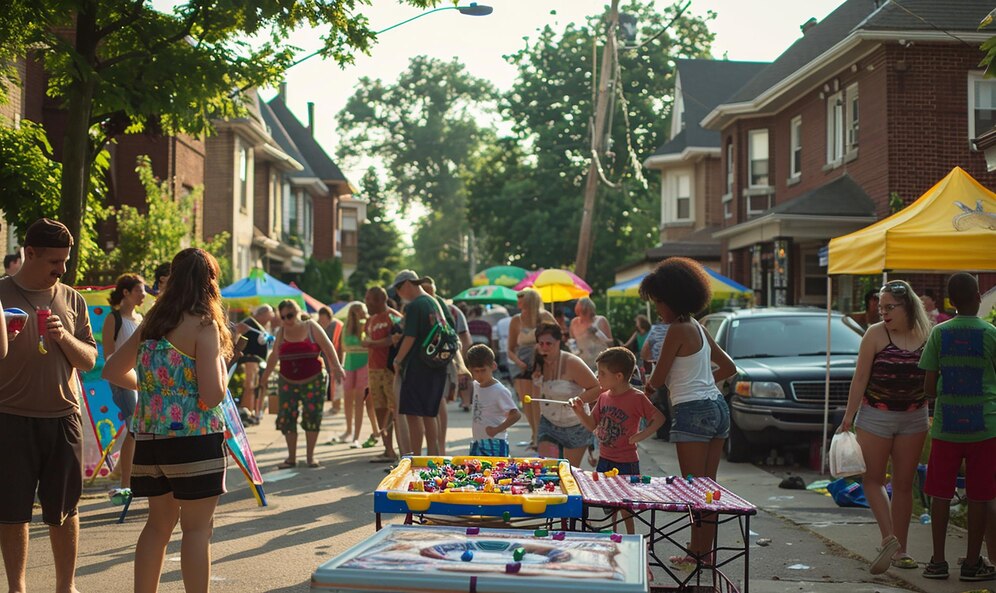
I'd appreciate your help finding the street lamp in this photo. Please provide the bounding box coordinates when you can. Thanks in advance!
[288,3,493,68]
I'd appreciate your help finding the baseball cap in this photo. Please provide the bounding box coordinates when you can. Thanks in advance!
[392,270,422,289]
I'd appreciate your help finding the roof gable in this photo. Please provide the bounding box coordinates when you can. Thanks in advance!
[258,100,316,179]
[266,96,348,183]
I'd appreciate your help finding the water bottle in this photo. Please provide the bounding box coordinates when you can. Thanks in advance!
[919,513,931,525]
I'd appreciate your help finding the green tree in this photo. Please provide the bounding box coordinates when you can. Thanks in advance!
[347,168,403,295]
[102,155,230,285]
[338,56,496,295]
[467,1,715,290]
[980,8,996,77]
[298,256,343,303]
[0,121,107,276]
[0,0,441,284]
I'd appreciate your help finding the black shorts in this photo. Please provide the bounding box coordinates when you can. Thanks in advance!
[399,361,447,417]
[132,432,227,500]
[0,412,83,526]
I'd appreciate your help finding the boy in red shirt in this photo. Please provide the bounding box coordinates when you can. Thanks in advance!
[572,347,665,532]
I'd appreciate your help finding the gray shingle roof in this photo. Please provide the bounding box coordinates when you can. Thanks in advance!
[266,97,348,183]
[258,99,317,180]
[727,0,991,104]
[769,174,876,217]
[653,59,767,156]
[645,226,723,260]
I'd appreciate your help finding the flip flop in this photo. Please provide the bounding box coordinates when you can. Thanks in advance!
[307,461,321,468]
[870,535,901,575]
[276,460,297,470]
[892,555,918,569]
[362,436,378,448]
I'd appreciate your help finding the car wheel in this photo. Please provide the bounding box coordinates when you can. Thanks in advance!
[725,419,751,463]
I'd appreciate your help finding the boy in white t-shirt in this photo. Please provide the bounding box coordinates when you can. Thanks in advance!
[466,344,521,457]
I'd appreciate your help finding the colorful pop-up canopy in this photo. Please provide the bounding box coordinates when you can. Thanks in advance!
[828,167,996,274]
[221,268,305,312]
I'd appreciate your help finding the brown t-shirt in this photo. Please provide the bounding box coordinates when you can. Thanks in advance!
[0,277,95,417]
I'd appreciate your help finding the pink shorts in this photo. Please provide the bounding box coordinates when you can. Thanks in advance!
[923,437,996,502]
[343,366,368,391]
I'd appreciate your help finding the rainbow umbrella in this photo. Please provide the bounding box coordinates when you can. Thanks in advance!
[514,269,591,303]
[472,265,529,288]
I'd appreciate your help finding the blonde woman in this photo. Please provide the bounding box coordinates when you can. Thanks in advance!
[507,288,555,449]
[570,297,613,370]
[342,302,380,448]
[840,280,932,574]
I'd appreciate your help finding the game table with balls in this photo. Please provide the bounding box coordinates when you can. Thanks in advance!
[374,456,583,530]
[570,469,757,593]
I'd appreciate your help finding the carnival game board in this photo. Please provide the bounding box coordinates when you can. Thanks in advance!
[375,456,582,519]
[310,525,646,592]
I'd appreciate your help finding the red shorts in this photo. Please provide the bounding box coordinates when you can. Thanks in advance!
[923,437,996,502]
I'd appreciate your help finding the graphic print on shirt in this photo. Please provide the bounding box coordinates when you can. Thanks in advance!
[595,405,629,447]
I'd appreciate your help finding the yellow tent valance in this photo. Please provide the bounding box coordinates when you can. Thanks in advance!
[828,167,996,275]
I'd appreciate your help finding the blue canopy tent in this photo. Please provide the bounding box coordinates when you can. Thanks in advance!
[606,268,752,321]
[220,268,305,314]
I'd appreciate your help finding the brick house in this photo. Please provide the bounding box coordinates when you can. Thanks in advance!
[699,0,995,307]
[265,90,363,280]
[638,59,767,281]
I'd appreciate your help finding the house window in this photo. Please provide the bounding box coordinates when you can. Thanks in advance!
[269,172,279,233]
[748,130,769,187]
[675,174,691,221]
[288,191,299,234]
[304,197,313,240]
[790,116,802,178]
[237,142,249,212]
[826,90,844,163]
[846,84,859,150]
[969,73,996,143]
[722,193,733,220]
[746,194,772,217]
[725,140,734,194]
[801,249,825,301]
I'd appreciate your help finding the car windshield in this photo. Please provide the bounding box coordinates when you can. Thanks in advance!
[726,316,863,358]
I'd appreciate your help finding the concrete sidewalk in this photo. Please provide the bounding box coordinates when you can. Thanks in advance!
[637,435,987,593]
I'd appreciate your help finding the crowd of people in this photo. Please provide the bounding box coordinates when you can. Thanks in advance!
[1,215,994,591]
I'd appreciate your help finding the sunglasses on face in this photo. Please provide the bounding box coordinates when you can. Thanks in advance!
[880,282,908,296]
[281,312,298,320]
[877,303,904,314]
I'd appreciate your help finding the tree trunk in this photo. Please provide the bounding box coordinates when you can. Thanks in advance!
[58,1,98,285]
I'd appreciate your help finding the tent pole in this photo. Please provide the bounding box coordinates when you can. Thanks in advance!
[883,271,889,283]
[822,275,833,476]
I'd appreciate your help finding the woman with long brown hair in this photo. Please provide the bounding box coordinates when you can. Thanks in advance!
[103,248,231,593]
[261,299,344,468]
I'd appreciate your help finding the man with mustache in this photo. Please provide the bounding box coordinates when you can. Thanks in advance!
[0,218,97,593]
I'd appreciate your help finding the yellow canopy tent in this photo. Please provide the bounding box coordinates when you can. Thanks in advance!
[818,166,996,473]
[829,166,996,274]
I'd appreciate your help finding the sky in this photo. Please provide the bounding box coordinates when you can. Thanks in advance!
[268,0,846,188]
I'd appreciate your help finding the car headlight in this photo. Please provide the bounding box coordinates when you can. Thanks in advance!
[734,381,785,399]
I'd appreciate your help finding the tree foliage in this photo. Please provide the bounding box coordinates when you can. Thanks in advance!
[299,256,343,303]
[0,120,107,277]
[338,56,496,295]
[101,155,230,285]
[347,168,403,295]
[0,0,442,283]
[467,1,715,290]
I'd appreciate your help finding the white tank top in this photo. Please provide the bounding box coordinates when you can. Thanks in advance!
[538,353,584,427]
[115,314,140,349]
[665,321,722,406]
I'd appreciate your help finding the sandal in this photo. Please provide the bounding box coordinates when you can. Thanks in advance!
[276,460,297,470]
[306,461,321,468]
[870,535,900,575]
[361,436,378,448]
[922,559,949,579]
[960,557,996,581]
[891,555,917,569]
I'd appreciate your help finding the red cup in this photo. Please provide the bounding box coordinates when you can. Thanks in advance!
[4,308,27,334]
[37,307,51,336]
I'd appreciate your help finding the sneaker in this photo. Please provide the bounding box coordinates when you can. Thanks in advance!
[108,488,131,506]
[923,559,949,579]
[960,557,996,582]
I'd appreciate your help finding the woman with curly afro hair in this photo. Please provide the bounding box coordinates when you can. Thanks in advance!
[640,257,737,567]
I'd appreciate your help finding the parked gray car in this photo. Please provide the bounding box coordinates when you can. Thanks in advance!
[700,308,864,462]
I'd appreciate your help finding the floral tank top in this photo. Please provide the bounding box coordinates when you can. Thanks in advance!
[132,338,225,437]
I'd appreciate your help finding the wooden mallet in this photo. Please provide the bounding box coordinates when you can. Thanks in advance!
[523,394,571,406]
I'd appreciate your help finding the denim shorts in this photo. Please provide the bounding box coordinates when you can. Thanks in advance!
[670,398,730,443]
[596,458,640,476]
[854,404,928,438]
[110,384,138,423]
[537,416,594,450]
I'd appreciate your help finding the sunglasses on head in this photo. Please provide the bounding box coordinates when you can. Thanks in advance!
[880,282,908,296]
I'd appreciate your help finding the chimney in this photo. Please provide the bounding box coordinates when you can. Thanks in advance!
[801,17,818,35]
[278,82,287,101]
[307,102,315,136]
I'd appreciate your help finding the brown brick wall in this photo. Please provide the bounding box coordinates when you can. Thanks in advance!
[0,58,26,124]
[203,131,235,244]
[312,194,335,259]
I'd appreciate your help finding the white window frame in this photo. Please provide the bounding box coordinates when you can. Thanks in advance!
[725,140,734,194]
[789,115,802,178]
[826,90,844,164]
[846,83,859,151]
[722,193,733,220]
[746,193,772,218]
[675,173,692,222]
[968,72,996,146]
[747,129,769,188]
[237,141,249,212]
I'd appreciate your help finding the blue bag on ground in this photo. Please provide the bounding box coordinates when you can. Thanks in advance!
[826,478,869,508]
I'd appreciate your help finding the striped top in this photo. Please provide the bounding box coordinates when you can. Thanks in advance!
[864,339,926,412]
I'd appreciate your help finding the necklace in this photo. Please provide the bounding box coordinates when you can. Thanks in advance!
[9,278,57,312]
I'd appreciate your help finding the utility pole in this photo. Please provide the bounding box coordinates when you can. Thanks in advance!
[574,0,620,279]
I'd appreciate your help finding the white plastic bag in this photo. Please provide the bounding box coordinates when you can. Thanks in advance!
[829,431,866,478]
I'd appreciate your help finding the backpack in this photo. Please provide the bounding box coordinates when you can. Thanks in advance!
[419,297,459,369]
[110,309,122,341]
